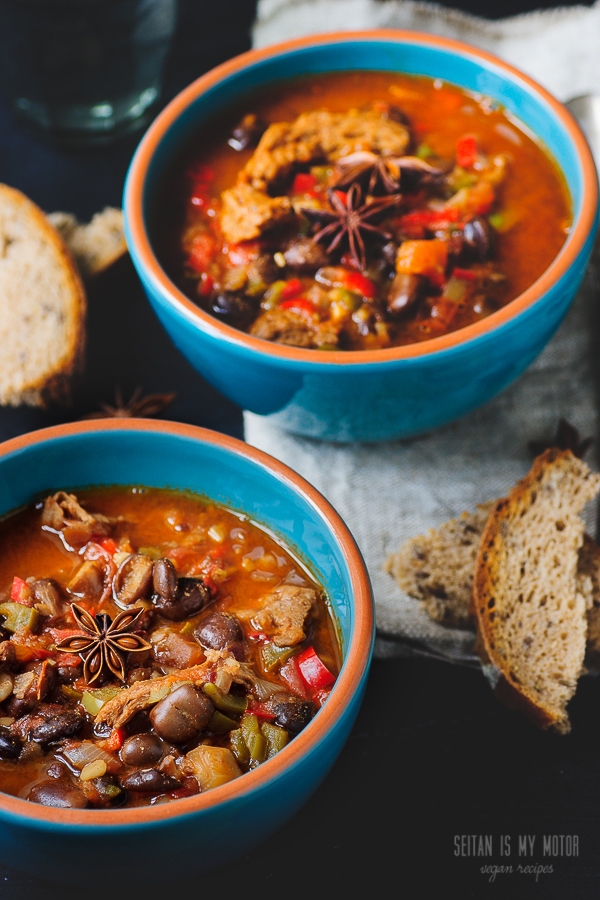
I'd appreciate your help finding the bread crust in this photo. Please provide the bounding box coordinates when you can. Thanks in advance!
[472,448,600,733]
[0,183,86,407]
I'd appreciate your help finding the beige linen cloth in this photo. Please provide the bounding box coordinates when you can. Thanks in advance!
[244,0,600,662]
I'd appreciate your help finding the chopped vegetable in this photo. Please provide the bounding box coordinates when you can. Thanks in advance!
[296,646,335,693]
[0,602,39,633]
[184,745,242,791]
[395,240,448,288]
[456,134,478,168]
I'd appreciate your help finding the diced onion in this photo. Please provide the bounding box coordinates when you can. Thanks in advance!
[60,740,117,772]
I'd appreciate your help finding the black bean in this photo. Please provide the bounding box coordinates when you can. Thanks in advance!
[6,696,34,718]
[56,665,80,684]
[283,237,330,273]
[207,292,257,328]
[386,272,425,317]
[462,216,494,261]
[153,576,211,621]
[272,699,315,734]
[46,761,69,779]
[379,240,399,267]
[120,733,164,768]
[28,780,88,809]
[150,684,215,744]
[120,768,180,793]
[153,558,178,601]
[114,554,154,605]
[19,711,84,745]
[247,254,279,285]
[194,612,243,651]
[0,725,21,760]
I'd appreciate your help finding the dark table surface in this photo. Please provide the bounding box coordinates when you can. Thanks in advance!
[1,1,599,897]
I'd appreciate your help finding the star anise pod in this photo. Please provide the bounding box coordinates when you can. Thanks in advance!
[56,603,151,684]
[80,387,176,420]
[527,418,594,460]
[302,183,401,270]
[332,151,445,195]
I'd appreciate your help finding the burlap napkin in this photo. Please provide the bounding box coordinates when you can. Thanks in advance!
[244,0,600,662]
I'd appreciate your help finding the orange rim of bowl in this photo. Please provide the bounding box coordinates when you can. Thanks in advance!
[0,419,374,827]
[125,28,598,366]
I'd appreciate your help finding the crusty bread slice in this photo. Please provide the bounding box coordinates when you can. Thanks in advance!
[472,449,600,733]
[47,207,127,279]
[0,184,86,407]
[580,534,600,668]
[384,500,495,628]
[386,502,600,638]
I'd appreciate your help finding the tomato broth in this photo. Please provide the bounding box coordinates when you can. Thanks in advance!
[156,71,571,351]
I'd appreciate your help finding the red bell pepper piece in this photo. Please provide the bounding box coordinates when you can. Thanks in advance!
[10,576,32,606]
[279,655,312,700]
[313,688,332,708]
[187,233,217,273]
[340,270,377,299]
[397,208,460,231]
[291,172,318,196]
[280,278,304,301]
[54,653,82,668]
[226,242,260,266]
[99,538,117,556]
[456,134,478,168]
[279,297,318,318]
[246,700,276,719]
[208,545,227,560]
[197,272,213,297]
[296,646,335,693]
[451,267,476,281]
[105,727,126,753]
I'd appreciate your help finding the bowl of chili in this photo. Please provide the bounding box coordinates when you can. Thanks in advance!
[124,30,599,442]
[0,419,373,885]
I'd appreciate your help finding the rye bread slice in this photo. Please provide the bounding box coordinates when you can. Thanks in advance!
[384,500,495,628]
[472,448,600,733]
[0,184,86,406]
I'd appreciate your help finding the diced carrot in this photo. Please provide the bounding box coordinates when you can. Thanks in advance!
[396,239,448,288]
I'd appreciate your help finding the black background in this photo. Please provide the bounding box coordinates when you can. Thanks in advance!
[0,1,598,897]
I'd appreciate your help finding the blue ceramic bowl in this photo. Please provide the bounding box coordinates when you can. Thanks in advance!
[124,30,599,442]
[0,420,373,886]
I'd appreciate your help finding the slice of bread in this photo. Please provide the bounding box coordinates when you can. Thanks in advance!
[386,503,600,641]
[472,449,600,733]
[0,184,86,407]
[47,207,127,279]
[384,500,495,628]
[579,534,600,668]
